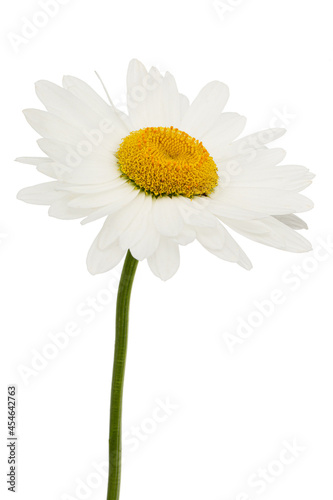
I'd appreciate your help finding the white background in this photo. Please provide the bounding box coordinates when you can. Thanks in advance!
[1,1,332,499]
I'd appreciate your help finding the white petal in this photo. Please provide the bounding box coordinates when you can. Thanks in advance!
[212,186,313,216]
[17,181,63,205]
[127,59,148,94]
[16,157,67,180]
[37,136,114,163]
[208,194,265,220]
[80,189,140,224]
[24,108,118,159]
[126,59,151,127]
[126,60,183,128]
[62,75,114,115]
[179,94,190,119]
[216,148,287,173]
[49,196,91,219]
[174,225,196,245]
[180,81,229,138]
[87,228,126,275]
[16,156,50,166]
[56,177,126,194]
[118,195,153,249]
[35,81,126,153]
[196,222,252,269]
[201,112,247,157]
[148,238,180,280]
[273,214,308,230]
[62,75,130,136]
[196,223,225,250]
[177,197,217,228]
[35,80,106,129]
[68,182,135,209]
[222,163,314,192]
[221,216,312,252]
[159,71,183,127]
[216,128,286,160]
[130,208,160,260]
[153,196,183,237]
[23,109,84,143]
[208,238,252,270]
[98,194,146,249]
[37,138,119,185]
[38,162,74,180]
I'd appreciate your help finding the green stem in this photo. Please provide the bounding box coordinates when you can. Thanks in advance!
[107,250,139,500]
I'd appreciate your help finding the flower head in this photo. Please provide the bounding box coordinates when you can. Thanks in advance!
[17,59,314,280]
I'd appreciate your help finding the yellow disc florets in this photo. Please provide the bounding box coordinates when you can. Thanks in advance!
[116,126,218,198]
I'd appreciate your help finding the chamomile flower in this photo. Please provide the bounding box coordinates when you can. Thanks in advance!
[17,59,314,280]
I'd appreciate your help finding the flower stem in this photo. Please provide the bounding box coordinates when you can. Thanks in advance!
[107,250,139,500]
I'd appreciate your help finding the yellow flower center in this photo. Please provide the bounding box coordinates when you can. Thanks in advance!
[116,126,218,197]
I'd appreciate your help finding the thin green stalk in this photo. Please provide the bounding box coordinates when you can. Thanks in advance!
[107,250,139,500]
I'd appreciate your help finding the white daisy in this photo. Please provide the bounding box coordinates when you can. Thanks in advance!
[17,59,314,280]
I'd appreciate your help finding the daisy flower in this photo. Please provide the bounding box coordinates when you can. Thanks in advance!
[17,59,314,280]
[16,60,315,500]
